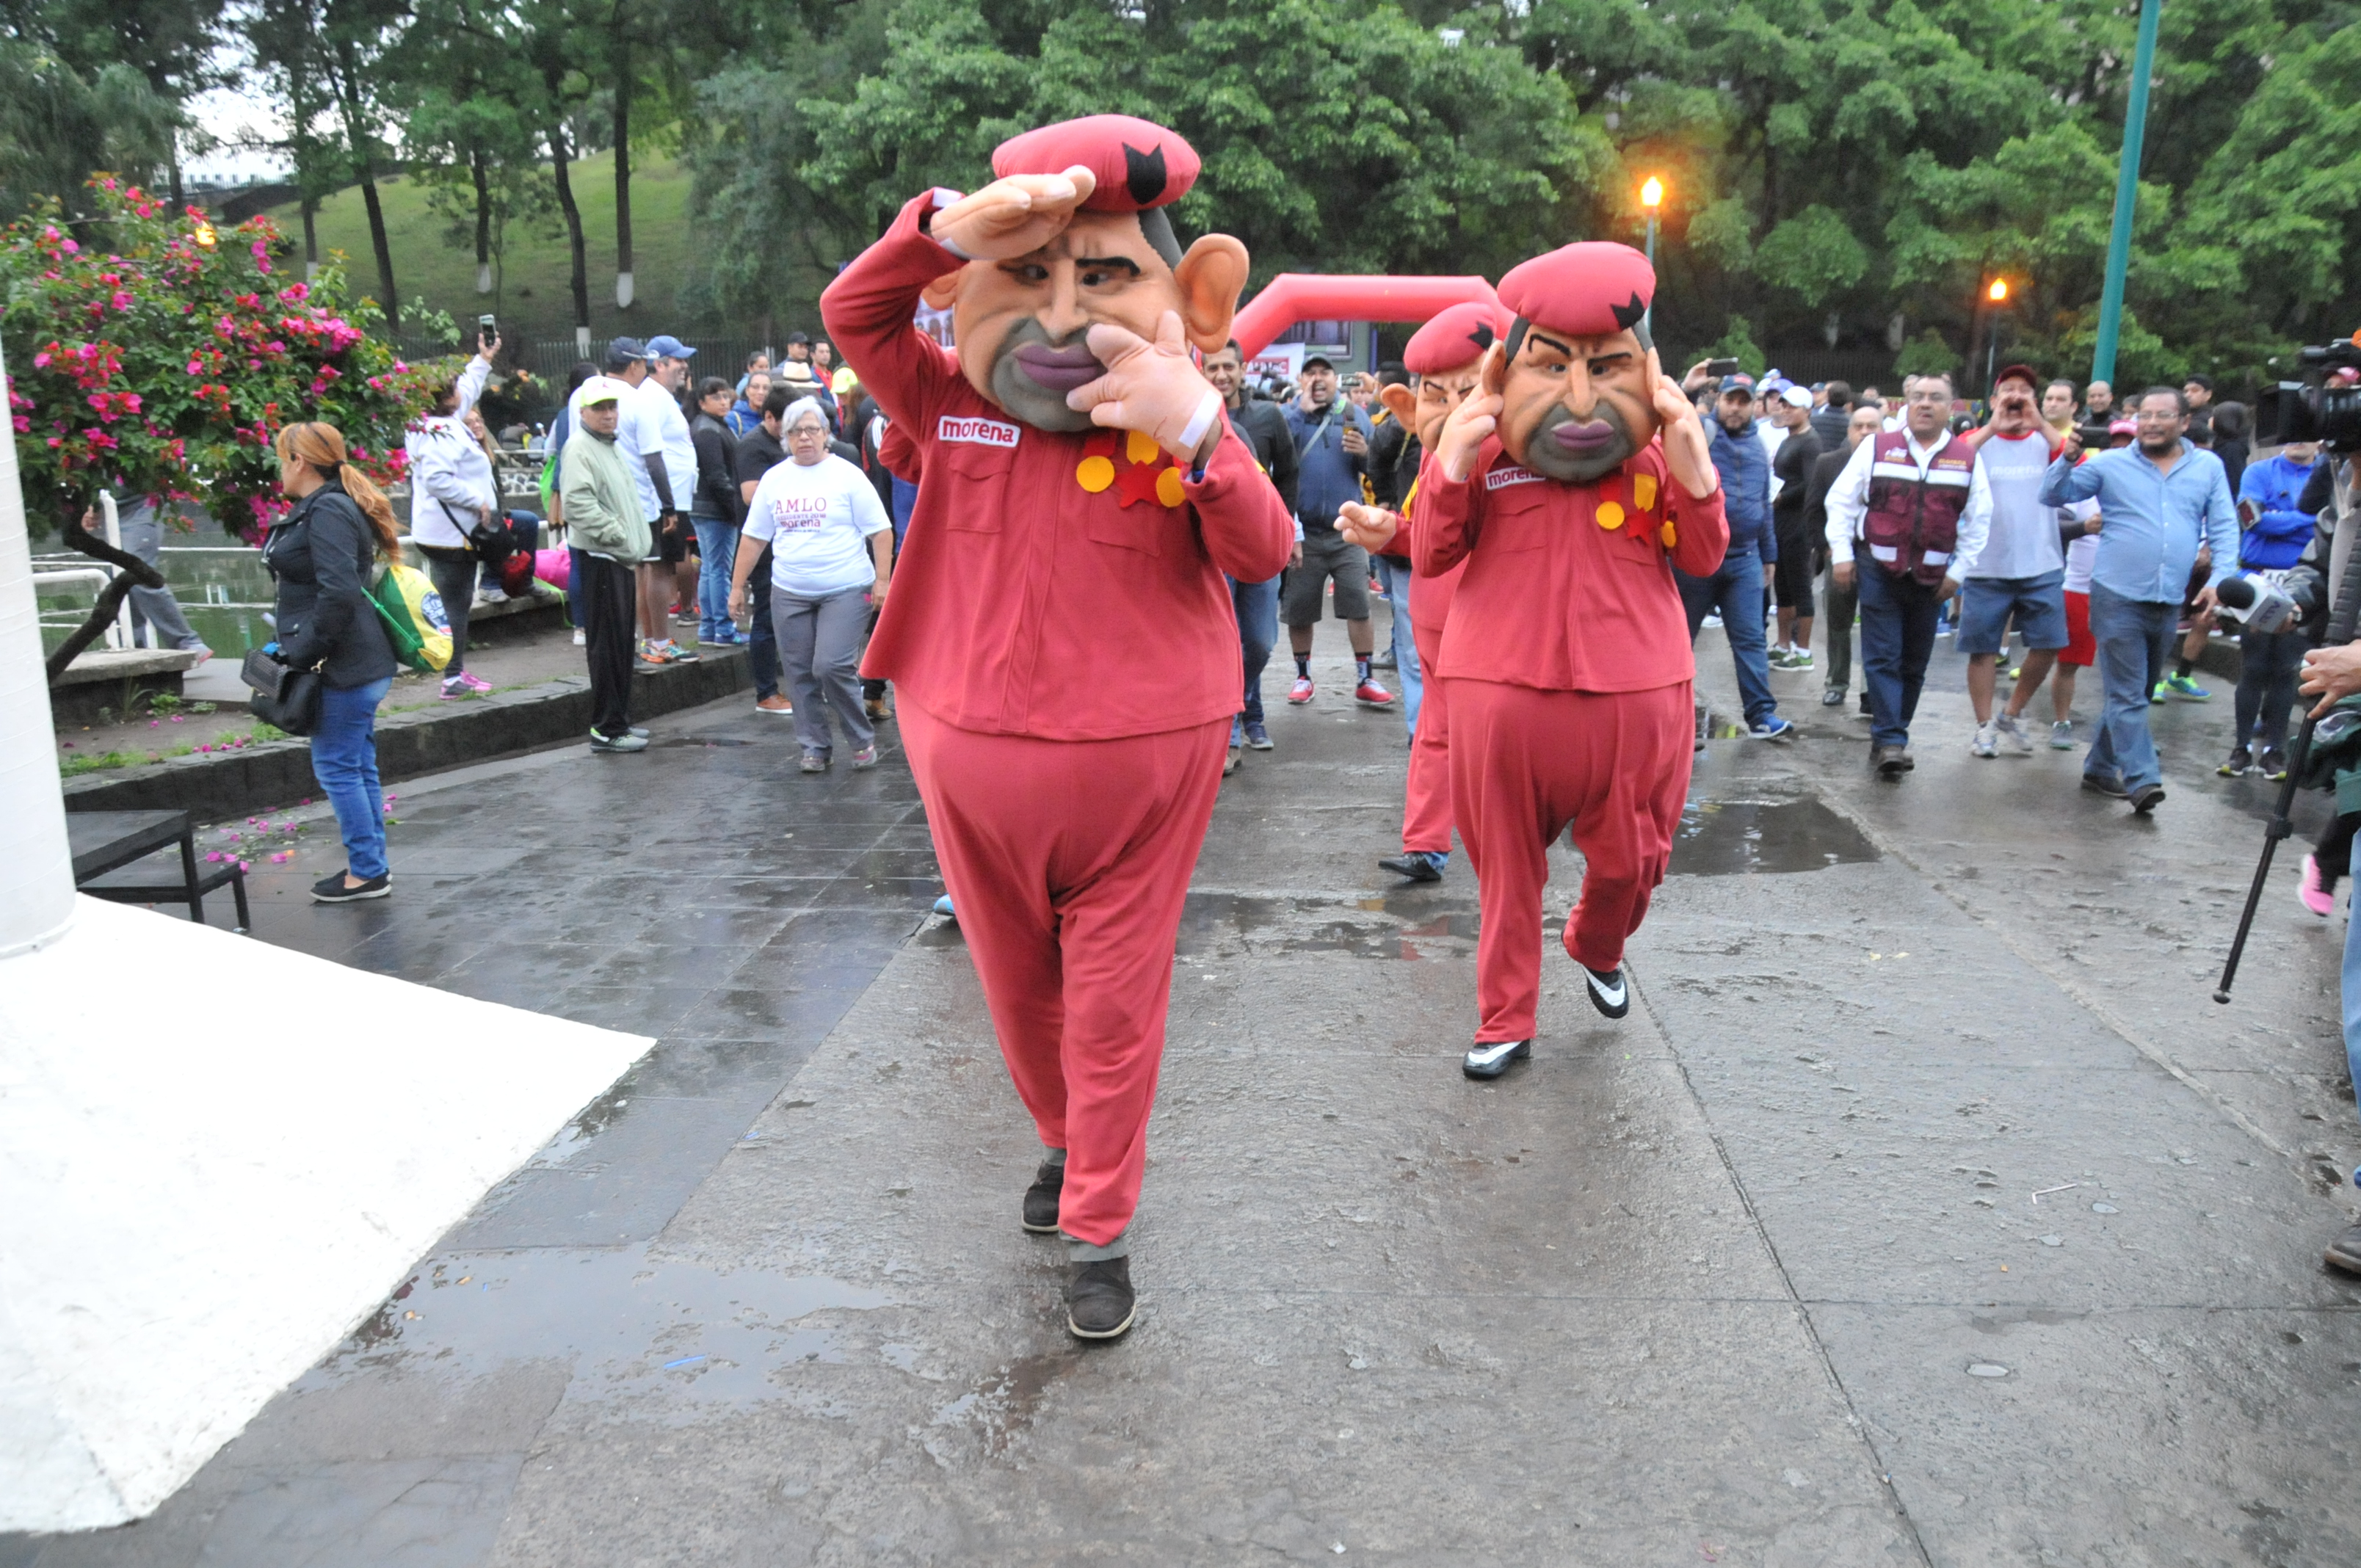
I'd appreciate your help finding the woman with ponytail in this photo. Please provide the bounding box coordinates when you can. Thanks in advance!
[262,422,401,902]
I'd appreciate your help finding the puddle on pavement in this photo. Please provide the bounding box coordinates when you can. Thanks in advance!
[1670,797,1879,876]
[324,1243,894,1416]
[1176,891,1478,960]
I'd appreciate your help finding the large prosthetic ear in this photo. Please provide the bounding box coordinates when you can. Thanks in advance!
[920,268,967,312]
[1172,234,1250,353]
[1377,383,1417,427]
[1480,338,1509,397]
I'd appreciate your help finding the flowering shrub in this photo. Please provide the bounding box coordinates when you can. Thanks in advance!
[1,176,460,542]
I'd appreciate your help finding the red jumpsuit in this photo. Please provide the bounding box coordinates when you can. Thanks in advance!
[1399,475,1465,857]
[822,194,1295,1246]
[1410,439,1728,1044]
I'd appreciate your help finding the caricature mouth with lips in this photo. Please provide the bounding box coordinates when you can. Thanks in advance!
[1519,399,1639,483]
[987,320,1109,432]
[1009,341,1106,395]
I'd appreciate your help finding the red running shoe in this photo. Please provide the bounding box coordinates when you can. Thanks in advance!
[1288,676,1316,705]
[1354,678,1394,706]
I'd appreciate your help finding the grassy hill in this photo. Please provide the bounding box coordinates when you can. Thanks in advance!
[264,153,744,354]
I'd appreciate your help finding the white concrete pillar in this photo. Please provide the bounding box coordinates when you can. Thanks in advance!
[0,343,76,958]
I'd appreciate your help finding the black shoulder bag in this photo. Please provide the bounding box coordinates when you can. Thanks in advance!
[241,647,321,736]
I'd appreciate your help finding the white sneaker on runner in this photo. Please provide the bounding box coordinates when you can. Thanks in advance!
[1994,713,2034,754]
[1971,720,1999,758]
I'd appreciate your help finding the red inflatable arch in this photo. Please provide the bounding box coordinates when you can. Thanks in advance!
[1230,275,1500,360]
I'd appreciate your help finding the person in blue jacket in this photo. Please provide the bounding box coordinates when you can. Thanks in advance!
[2221,440,2322,777]
[1676,374,1793,740]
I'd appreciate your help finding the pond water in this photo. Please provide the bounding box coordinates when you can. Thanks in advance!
[35,467,545,660]
[35,512,278,660]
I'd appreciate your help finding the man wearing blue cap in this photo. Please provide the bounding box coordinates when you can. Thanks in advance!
[631,334,702,661]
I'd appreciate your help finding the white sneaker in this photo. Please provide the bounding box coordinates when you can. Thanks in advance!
[572,628,587,647]
[475,584,508,604]
[1994,713,2034,754]
[1701,612,1724,630]
[1971,719,1999,758]
[2049,719,2075,750]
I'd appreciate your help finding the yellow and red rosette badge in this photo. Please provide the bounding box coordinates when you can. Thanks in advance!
[1591,467,1674,548]
[1078,429,1186,508]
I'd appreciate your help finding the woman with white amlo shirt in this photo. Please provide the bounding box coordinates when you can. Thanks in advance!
[728,397,894,772]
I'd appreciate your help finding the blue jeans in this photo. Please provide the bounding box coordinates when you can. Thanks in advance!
[1374,555,1422,738]
[311,677,391,881]
[2345,835,2361,1125]
[2086,586,2178,791]
[1852,556,1943,748]
[1230,572,1280,725]
[691,517,739,642]
[1678,552,1777,727]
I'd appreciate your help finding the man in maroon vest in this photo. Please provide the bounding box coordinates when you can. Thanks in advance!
[1821,371,1992,776]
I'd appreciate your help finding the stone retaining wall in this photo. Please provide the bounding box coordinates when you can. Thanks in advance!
[63,648,750,823]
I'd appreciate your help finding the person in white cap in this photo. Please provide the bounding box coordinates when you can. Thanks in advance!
[1767,382,1824,669]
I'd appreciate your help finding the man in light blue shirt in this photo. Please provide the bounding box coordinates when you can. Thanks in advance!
[2039,385,2238,811]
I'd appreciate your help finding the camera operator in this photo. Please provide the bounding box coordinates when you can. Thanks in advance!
[2293,442,2361,1275]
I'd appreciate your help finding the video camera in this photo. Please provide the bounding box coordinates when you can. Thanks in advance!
[2258,334,2361,451]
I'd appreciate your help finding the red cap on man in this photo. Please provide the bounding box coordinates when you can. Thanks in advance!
[1404,301,1514,376]
[1495,242,1656,341]
[1994,363,2041,394]
[992,115,1200,213]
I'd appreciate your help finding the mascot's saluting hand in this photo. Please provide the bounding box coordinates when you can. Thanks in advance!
[1405,242,1731,1082]
[822,116,1294,1344]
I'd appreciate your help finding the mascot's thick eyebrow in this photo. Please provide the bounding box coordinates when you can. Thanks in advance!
[1075,255,1143,276]
[1528,329,1573,359]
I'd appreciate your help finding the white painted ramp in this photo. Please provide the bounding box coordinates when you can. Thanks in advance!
[0,896,651,1532]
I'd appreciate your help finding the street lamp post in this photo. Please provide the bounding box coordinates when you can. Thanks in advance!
[1985,277,2009,391]
[1639,177,1664,337]
[2092,0,2163,385]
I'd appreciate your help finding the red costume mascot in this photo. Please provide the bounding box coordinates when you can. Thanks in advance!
[1405,243,1727,1079]
[1336,301,1511,885]
[821,117,1294,1340]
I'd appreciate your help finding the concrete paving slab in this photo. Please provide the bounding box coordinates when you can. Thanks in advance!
[18,614,2361,1562]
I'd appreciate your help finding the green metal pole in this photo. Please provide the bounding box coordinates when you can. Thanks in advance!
[2092,0,2163,385]
[1643,213,1657,338]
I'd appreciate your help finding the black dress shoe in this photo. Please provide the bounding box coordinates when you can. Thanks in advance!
[1582,964,1629,1019]
[1021,1160,1062,1234]
[1066,1256,1136,1340]
[1379,852,1443,883]
[2326,1222,2361,1276]
[2081,772,2130,799]
[1462,1039,1531,1079]
[2130,782,2166,813]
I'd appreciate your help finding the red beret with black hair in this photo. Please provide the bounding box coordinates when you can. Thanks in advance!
[1497,242,1655,340]
[992,115,1200,214]
[1403,301,1514,376]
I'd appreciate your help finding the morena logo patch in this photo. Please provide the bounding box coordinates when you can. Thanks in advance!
[939,415,1020,449]
[1485,465,1545,491]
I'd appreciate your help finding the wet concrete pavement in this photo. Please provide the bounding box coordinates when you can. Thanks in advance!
[11,616,2361,1566]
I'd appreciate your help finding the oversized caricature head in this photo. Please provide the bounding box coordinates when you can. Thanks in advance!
[1379,300,1513,453]
[924,115,1250,433]
[1490,242,1661,483]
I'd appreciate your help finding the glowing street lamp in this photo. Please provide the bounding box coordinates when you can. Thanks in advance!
[1981,277,2014,387]
[1639,177,1665,334]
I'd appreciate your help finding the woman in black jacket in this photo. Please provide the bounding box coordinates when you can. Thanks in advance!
[688,376,746,647]
[263,422,402,903]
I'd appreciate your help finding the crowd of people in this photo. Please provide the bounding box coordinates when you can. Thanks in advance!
[1633,361,2318,819]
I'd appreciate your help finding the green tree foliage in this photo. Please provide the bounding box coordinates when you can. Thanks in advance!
[10,0,2360,391]
[699,0,1606,326]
